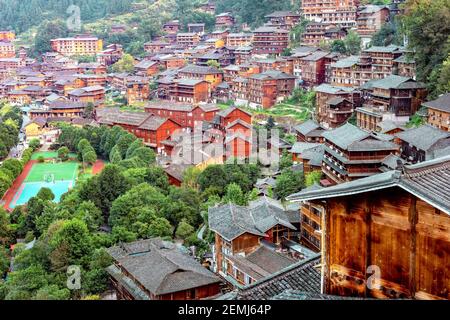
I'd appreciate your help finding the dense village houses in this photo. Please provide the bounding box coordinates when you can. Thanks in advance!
[215,12,235,29]
[0,41,15,58]
[67,85,105,105]
[424,93,450,132]
[106,239,222,300]
[252,27,289,56]
[294,120,326,143]
[145,101,219,129]
[96,107,182,151]
[395,125,450,164]
[97,44,123,66]
[301,22,347,46]
[287,155,450,300]
[321,123,400,185]
[301,0,359,28]
[356,5,391,47]
[209,197,304,286]
[264,11,301,30]
[314,84,360,129]
[226,33,254,47]
[50,35,103,56]
[246,70,296,109]
[0,30,15,41]
[176,33,201,47]
[356,75,427,132]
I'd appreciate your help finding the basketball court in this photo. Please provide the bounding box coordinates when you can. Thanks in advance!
[8,161,79,209]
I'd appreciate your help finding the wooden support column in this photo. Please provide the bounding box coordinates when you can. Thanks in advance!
[408,195,418,299]
[364,195,372,298]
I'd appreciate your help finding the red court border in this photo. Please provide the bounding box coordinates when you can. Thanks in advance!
[2,160,37,211]
[92,160,105,175]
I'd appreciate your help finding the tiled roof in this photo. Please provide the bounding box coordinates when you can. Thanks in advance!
[179,64,222,74]
[331,56,360,68]
[106,239,220,296]
[422,93,450,113]
[395,125,450,151]
[271,290,364,300]
[290,142,322,154]
[209,197,296,242]
[287,155,450,215]
[314,83,356,94]
[322,123,369,149]
[363,44,403,53]
[294,120,322,136]
[235,254,321,300]
[253,26,289,33]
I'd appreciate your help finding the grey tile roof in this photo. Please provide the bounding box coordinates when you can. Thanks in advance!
[287,155,450,215]
[271,289,364,300]
[363,44,403,53]
[179,64,222,74]
[331,56,360,68]
[314,83,357,94]
[294,120,322,136]
[322,123,370,150]
[209,197,296,242]
[106,239,220,296]
[395,125,450,151]
[290,142,322,154]
[423,93,450,113]
[235,254,321,300]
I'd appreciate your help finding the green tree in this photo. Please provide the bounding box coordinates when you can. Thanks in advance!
[222,183,247,206]
[206,60,221,69]
[49,219,93,270]
[175,219,195,240]
[275,170,305,200]
[37,188,55,202]
[344,30,362,55]
[401,0,450,97]
[111,54,135,73]
[57,146,70,161]
[330,40,347,54]
[29,139,40,151]
[305,171,323,187]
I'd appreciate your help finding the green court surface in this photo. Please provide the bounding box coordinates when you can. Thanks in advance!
[31,151,77,160]
[25,162,79,183]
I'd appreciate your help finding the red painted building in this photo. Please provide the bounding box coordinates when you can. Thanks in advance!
[145,101,220,129]
[96,108,182,150]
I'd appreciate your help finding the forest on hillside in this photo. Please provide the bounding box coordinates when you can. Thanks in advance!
[0,0,135,33]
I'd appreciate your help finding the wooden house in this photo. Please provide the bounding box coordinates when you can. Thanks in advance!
[287,155,450,300]
[424,93,450,132]
[294,120,325,143]
[322,123,400,185]
[208,197,298,285]
[395,125,450,164]
[96,108,182,151]
[106,239,221,300]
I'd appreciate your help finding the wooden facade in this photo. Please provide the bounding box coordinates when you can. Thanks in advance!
[287,156,450,300]
[320,188,449,299]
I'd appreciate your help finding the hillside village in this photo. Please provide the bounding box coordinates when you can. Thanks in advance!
[0,0,449,301]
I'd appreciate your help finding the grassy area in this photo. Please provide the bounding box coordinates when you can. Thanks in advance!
[31,151,77,160]
[77,166,94,182]
[25,162,79,183]
[244,103,313,122]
